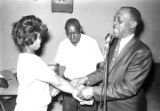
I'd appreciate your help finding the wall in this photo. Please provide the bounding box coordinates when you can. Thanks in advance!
[0,0,160,71]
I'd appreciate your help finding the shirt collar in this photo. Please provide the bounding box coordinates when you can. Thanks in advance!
[120,34,134,44]
[118,34,134,54]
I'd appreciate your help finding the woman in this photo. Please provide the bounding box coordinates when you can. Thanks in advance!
[12,15,80,111]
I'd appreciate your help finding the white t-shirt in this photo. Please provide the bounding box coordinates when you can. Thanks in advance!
[54,34,103,80]
[15,53,56,111]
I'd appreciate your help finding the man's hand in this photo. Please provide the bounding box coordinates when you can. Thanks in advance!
[72,87,94,105]
[71,77,88,87]
[72,89,84,102]
[77,86,94,100]
[50,85,60,97]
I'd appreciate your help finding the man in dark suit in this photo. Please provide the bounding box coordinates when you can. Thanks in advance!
[72,6,152,111]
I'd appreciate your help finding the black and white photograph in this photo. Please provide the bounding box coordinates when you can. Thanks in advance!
[0,0,160,111]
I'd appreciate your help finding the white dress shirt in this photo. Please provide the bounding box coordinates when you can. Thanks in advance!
[118,34,134,55]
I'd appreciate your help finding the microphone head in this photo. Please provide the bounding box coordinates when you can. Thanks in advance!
[105,33,113,44]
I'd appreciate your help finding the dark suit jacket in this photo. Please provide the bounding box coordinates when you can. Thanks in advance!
[87,37,152,111]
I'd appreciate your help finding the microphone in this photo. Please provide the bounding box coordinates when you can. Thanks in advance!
[105,33,113,44]
[103,33,113,59]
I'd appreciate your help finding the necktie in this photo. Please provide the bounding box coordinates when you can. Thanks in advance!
[110,39,120,69]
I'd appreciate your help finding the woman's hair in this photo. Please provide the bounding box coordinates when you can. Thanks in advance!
[12,15,48,52]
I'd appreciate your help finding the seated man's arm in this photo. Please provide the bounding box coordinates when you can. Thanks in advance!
[58,65,66,77]
[0,78,9,88]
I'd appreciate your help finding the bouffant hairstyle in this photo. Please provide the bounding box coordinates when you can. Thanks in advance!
[12,15,48,52]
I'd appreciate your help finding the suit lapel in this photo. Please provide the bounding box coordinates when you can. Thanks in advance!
[109,37,137,71]
[108,39,118,69]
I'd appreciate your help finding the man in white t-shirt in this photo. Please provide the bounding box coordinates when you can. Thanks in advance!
[54,18,103,111]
